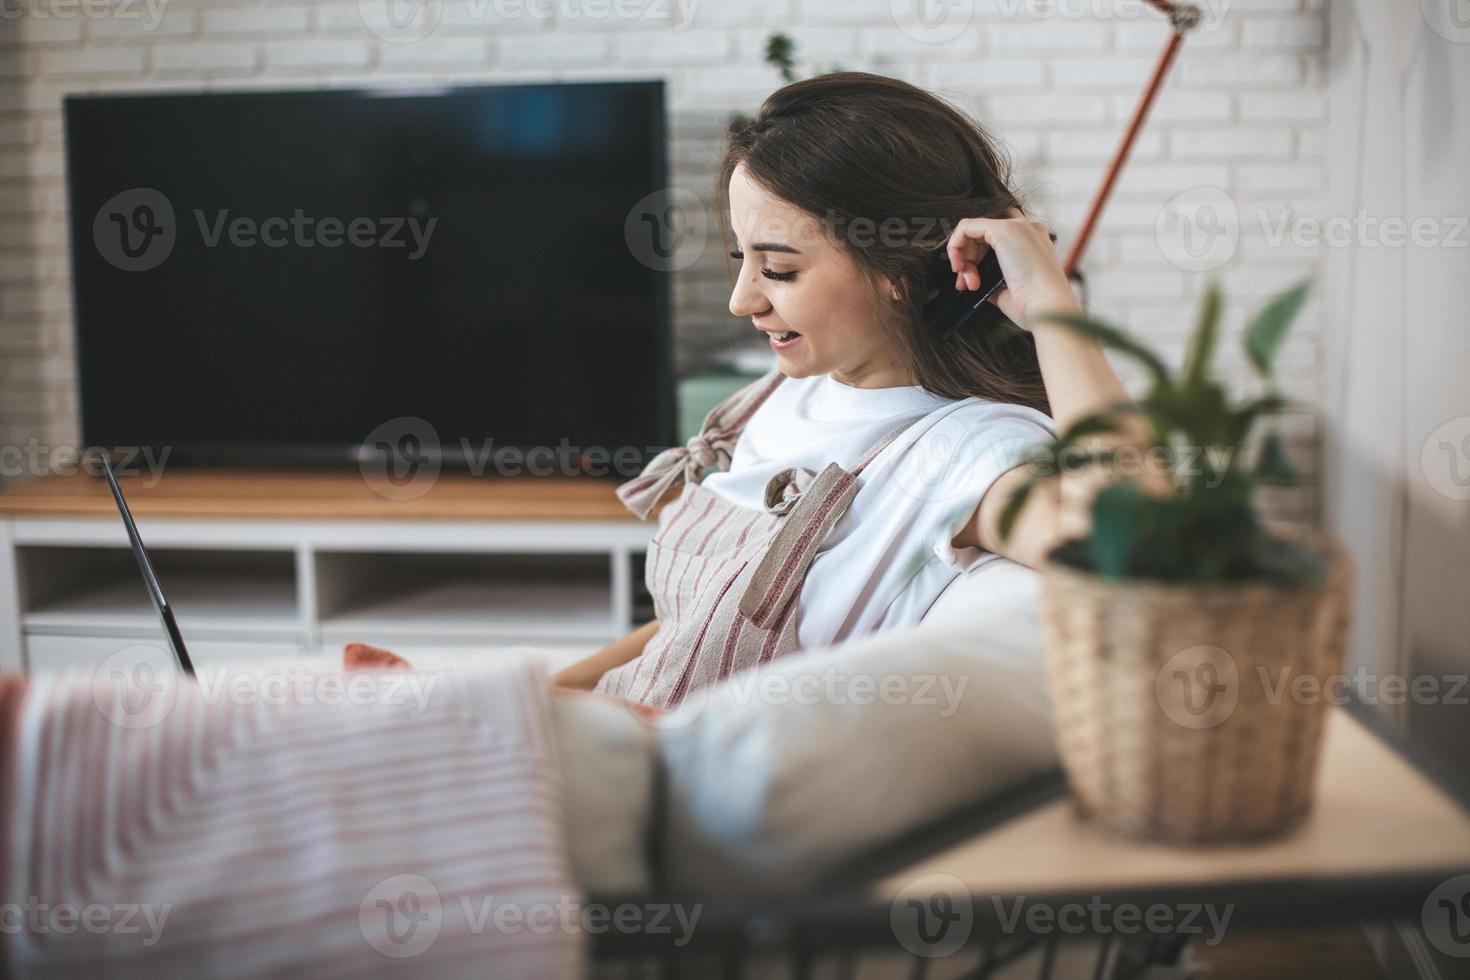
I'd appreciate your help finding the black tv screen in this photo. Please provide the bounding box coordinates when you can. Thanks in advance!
[65,80,672,474]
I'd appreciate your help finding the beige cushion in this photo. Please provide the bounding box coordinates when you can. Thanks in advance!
[655,558,1060,896]
[549,693,658,894]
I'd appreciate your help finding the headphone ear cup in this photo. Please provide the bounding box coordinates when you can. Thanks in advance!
[921,251,963,339]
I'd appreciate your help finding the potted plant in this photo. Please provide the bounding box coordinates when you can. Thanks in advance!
[998,280,1354,844]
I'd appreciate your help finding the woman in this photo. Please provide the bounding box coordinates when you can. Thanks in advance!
[552,72,1147,707]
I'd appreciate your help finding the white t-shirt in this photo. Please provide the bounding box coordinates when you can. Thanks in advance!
[700,372,1057,652]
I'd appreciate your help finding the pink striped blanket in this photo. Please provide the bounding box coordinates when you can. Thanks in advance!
[0,655,584,978]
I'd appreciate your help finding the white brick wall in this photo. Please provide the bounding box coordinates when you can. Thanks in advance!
[0,0,1329,522]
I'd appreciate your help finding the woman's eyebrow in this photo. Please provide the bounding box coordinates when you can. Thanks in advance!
[749,242,801,254]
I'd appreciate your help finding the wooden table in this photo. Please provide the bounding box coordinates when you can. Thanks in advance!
[591,704,1470,974]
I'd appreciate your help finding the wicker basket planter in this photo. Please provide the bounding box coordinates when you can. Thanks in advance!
[1037,525,1354,844]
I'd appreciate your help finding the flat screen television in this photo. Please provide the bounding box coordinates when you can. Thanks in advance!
[64,80,673,476]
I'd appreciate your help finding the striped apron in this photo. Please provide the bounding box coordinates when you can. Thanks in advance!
[595,371,919,711]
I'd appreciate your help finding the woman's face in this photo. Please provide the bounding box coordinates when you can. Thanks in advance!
[726,164,912,389]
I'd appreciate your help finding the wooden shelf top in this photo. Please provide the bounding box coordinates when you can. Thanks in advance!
[0,469,642,522]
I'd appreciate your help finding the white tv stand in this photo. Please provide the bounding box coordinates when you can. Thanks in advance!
[0,469,654,676]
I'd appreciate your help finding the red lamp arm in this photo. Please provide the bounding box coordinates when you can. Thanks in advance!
[1062,0,1201,277]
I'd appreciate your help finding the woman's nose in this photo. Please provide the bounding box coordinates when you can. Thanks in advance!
[728,272,769,318]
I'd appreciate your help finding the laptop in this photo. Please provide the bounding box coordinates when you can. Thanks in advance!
[100,457,196,676]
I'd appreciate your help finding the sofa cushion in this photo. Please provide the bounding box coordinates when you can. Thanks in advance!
[654,558,1060,896]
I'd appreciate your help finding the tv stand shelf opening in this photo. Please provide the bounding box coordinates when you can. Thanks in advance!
[0,470,655,675]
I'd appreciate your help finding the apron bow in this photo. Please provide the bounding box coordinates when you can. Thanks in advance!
[616,429,738,521]
[762,466,819,516]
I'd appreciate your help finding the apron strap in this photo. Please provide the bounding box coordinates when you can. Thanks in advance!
[738,415,922,628]
[616,370,785,521]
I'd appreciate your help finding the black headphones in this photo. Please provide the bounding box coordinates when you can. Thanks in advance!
[919,231,1062,341]
[920,247,1008,341]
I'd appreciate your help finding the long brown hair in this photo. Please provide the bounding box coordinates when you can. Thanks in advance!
[715,71,1052,417]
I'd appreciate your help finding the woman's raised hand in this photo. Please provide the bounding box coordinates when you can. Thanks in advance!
[945,208,1079,328]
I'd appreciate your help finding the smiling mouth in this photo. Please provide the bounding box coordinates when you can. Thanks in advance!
[762,329,802,350]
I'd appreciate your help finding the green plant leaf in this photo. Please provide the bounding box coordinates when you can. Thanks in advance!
[1088,481,1145,578]
[1031,312,1173,387]
[765,33,796,82]
[1244,279,1310,377]
[1228,394,1291,444]
[997,478,1036,542]
[1149,381,1231,447]
[1254,431,1298,484]
[1183,282,1222,391]
[1057,410,1122,444]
